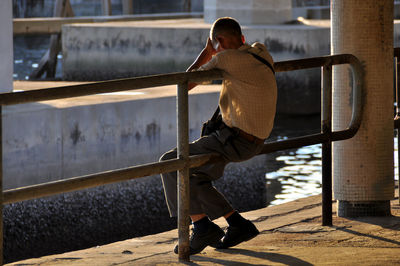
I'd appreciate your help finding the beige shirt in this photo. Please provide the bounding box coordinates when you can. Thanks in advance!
[199,42,277,139]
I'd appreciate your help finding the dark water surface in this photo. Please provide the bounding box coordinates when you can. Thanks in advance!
[265,114,322,206]
[13,35,60,80]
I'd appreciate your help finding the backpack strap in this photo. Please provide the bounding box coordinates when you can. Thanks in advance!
[211,106,220,120]
[249,53,275,75]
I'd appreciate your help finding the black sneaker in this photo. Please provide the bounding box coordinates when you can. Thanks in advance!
[216,219,259,249]
[174,222,225,255]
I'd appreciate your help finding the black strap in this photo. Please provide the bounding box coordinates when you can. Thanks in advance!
[211,106,220,120]
[249,53,275,75]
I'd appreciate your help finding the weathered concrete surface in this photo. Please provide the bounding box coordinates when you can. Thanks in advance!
[8,186,400,266]
[62,18,330,114]
[3,81,268,263]
[61,18,330,74]
[8,81,220,189]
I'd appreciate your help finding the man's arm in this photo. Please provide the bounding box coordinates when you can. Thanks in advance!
[186,38,216,90]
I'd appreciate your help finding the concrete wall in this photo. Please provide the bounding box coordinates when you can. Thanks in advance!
[62,20,330,114]
[62,20,329,78]
[0,0,13,93]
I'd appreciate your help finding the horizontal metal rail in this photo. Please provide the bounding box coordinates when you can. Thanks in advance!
[0,70,222,106]
[13,12,203,35]
[3,153,220,205]
[2,54,363,205]
[267,54,363,150]
[0,53,364,262]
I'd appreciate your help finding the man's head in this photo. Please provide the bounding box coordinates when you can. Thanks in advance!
[210,17,245,51]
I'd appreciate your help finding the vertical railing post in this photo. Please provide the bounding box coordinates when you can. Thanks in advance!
[177,82,190,261]
[0,106,3,265]
[322,65,333,226]
[102,0,112,16]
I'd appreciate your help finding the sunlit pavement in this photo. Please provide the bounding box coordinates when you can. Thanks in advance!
[8,185,399,266]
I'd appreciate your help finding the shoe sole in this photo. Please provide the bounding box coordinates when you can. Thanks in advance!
[174,228,225,255]
[216,229,259,249]
[189,229,224,255]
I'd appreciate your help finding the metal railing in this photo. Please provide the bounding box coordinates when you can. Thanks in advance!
[0,53,364,262]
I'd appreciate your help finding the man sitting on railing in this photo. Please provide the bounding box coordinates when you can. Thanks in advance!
[160,17,277,255]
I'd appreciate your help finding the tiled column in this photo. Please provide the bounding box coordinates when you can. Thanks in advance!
[332,0,394,216]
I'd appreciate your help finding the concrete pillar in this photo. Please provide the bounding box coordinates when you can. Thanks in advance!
[204,0,292,25]
[332,0,394,216]
[0,0,13,93]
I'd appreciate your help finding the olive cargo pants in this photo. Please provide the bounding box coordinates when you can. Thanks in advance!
[160,126,264,219]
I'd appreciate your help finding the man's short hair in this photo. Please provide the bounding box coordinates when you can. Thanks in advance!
[210,17,242,41]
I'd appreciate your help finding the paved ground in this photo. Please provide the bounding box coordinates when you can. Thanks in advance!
[8,185,399,266]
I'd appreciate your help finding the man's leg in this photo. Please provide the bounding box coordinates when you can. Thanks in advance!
[160,134,234,219]
[161,165,228,255]
[160,135,233,255]
[160,128,264,252]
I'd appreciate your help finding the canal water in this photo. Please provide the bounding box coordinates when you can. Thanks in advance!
[13,36,62,80]
[265,114,322,206]
[266,114,400,206]
[13,36,399,208]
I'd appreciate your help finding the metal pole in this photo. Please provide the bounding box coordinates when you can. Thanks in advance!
[177,82,190,261]
[102,0,112,16]
[322,65,333,226]
[0,106,3,265]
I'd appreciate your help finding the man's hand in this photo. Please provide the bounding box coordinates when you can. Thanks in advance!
[205,37,217,58]
[186,38,217,91]
[187,38,216,72]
